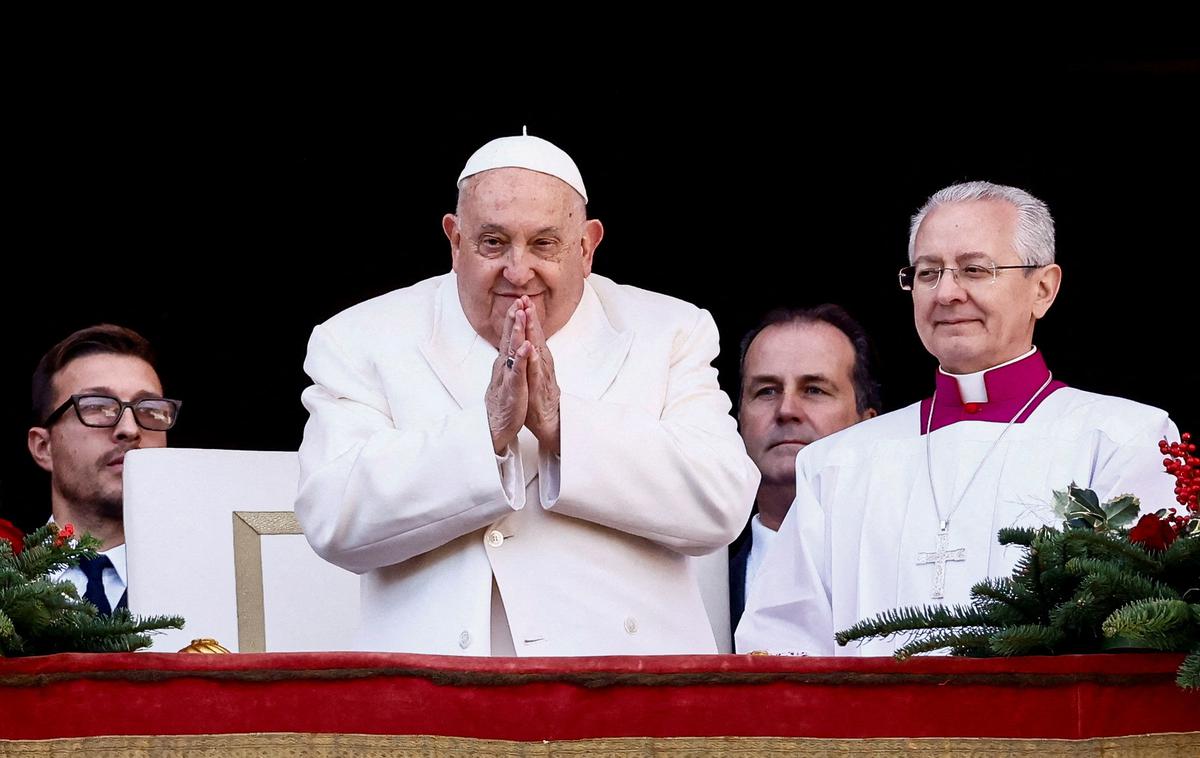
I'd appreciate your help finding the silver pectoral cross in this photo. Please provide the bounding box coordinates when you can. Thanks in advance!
[916,521,966,600]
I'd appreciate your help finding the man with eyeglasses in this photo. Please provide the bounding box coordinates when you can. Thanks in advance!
[736,181,1180,656]
[26,324,181,616]
[297,131,758,656]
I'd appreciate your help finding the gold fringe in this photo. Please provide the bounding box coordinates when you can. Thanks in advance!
[1,732,1197,757]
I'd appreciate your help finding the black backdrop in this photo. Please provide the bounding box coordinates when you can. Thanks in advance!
[3,59,1196,529]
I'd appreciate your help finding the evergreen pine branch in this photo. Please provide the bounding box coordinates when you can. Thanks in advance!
[1048,589,1111,646]
[1102,598,1199,651]
[1178,645,1200,689]
[997,527,1039,547]
[0,578,89,628]
[1067,557,1180,602]
[0,608,15,646]
[0,577,83,606]
[988,624,1066,656]
[17,584,93,636]
[26,610,185,656]
[1160,537,1200,595]
[1051,526,1096,577]
[10,536,100,581]
[1017,532,1085,608]
[0,582,62,635]
[893,630,997,660]
[832,471,1198,688]
[0,560,27,587]
[950,642,1002,657]
[1034,565,1084,607]
[1060,530,1163,574]
[1027,541,1051,625]
[970,577,1040,624]
[836,605,992,646]
[1011,549,1037,581]
[1002,528,1083,608]
[1161,532,1199,565]
[1,524,188,657]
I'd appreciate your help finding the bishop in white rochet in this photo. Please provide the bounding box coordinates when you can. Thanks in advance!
[735,181,1180,657]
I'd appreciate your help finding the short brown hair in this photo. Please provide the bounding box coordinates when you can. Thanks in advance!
[31,324,159,424]
[738,304,882,417]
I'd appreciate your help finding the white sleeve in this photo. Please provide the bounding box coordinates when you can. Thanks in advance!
[1092,411,1181,514]
[548,308,760,556]
[295,323,524,575]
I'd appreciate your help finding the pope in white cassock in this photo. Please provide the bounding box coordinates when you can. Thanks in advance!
[296,131,759,656]
[735,181,1180,656]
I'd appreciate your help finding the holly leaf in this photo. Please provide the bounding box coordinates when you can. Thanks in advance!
[1102,494,1140,529]
[1071,485,1101,513]
[1057,485,1107,530]
[1054,487,1091,530]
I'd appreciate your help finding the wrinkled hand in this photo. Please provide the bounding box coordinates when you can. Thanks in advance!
[522,298,561,455]
[486,300,532,454]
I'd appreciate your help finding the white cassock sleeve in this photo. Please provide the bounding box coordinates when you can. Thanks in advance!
[1090,413,1181,511]
[294,323,524,575]
[547,309,761,556]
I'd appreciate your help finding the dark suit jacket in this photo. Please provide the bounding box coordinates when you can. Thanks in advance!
[727,520,753,638]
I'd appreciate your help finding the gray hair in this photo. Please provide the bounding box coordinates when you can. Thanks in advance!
[907,181,1056,266]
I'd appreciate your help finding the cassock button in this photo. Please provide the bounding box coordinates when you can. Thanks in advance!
[459,630,472,649]
[963,402,982,414]
[486,530,504,548]
[624,617,638,635]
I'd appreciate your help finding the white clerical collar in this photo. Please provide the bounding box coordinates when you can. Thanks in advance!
[938,346,1038,404]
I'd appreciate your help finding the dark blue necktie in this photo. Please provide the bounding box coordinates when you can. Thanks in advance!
[79,555,119,616]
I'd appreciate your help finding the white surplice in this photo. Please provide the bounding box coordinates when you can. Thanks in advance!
[736,351,1179,656]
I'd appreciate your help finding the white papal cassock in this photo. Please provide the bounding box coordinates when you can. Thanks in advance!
[735,349,1179,656]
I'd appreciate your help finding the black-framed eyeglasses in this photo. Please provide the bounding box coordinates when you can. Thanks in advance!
[42,394,182,431]
[898,260,1045,291]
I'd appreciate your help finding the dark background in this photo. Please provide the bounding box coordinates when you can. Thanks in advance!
[3,56,1197,529]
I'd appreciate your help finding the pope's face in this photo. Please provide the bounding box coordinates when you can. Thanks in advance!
[443,168,603,347]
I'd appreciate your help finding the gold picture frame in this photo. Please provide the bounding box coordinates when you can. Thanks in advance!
[231,511,304,652]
